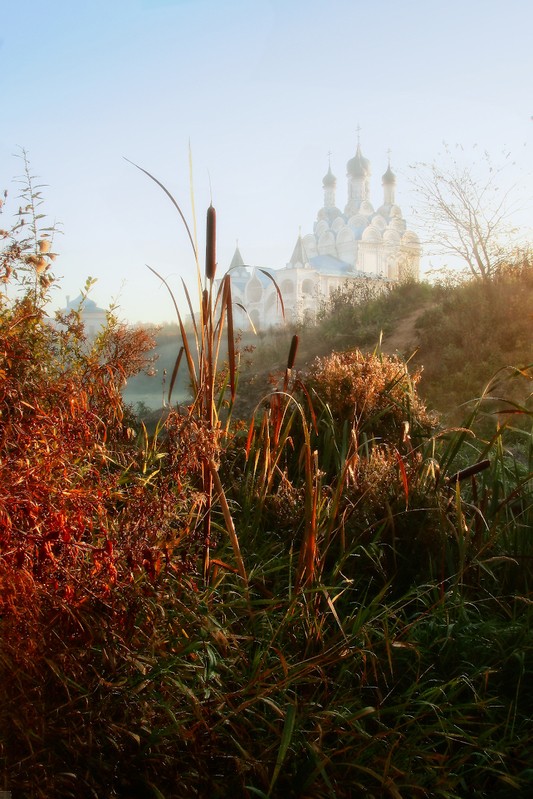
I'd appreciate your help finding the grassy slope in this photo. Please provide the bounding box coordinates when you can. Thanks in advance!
[233,261,533,423]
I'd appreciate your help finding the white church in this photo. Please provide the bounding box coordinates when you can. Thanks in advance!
[222,141,421,331]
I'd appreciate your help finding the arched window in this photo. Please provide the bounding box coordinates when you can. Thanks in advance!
[280,279,294,296]
[302,278,314,296]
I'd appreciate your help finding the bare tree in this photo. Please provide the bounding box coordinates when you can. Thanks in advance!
[410,146,521,281]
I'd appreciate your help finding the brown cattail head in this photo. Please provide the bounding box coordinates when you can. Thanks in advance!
[205,205,216,281]
[287,334,299,371]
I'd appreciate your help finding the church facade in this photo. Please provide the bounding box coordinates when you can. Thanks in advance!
[223,142,421,331]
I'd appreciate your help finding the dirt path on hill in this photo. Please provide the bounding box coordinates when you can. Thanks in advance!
[380,305,434,357]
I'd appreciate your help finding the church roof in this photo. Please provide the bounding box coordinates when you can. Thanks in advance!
[229,245,245,270]
[347,143,370,178]
[289,235,308,267]
[308,254,354,276]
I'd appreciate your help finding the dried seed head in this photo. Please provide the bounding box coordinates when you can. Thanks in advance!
[38,239,51,253]
[287,334,299,371]
[205,205,216,281]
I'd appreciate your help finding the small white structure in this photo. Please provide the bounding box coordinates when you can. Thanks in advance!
[63,294,108,337]
[223,142,420,330]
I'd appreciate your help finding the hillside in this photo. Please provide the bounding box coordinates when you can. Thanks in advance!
[235,259,533,423]
[125,259,533,426]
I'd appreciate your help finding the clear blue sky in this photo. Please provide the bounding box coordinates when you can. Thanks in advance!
[2,0,532,323]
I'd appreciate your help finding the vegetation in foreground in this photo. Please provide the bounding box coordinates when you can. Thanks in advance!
[1,167,533,798]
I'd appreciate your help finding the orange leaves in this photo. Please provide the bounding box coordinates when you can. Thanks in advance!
[0,279,200,618]
[395,449,410,505]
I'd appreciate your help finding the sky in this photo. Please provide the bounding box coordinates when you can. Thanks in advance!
[1,0,532,324]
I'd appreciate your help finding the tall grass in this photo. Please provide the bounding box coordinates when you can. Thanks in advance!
[129,160,246,585]
[1,161,532,797]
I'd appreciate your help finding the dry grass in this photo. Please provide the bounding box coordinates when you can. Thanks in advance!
[1,164,532,797]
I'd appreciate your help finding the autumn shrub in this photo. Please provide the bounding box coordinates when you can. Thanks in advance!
[303,348,433,444]
[0,163,218,792]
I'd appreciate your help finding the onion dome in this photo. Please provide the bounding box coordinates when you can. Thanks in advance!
[322,164,336,188]
[347,144,370,178]
[382,162,396,184]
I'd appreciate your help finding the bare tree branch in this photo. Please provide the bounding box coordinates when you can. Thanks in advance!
[410,146,522,280]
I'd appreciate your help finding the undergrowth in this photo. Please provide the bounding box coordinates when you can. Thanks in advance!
[1,160,532,798]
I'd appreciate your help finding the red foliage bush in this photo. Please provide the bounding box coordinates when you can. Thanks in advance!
[0,179,208,635]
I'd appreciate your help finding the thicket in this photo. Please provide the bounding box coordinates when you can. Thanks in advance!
[1,163,532,798]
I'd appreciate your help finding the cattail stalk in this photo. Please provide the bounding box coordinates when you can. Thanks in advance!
[205,205,216,281]
[283,334,299,392]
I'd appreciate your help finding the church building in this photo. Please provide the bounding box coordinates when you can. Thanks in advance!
[223,141,421,331]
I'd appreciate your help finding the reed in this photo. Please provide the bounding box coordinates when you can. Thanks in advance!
[131,160,245,585]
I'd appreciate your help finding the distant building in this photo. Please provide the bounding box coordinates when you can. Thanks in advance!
[62,294,108,337]
[222,141,420,330]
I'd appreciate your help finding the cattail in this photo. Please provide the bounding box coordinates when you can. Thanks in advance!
[205,205,216,281]
[287,334,299,371]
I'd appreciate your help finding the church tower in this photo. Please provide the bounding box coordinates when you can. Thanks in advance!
[382,160,396,206]
[345,138,371,216]
[221,139,421,330]
[322,161,337,209]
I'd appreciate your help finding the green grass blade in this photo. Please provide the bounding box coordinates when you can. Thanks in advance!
[268,700,296,794]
